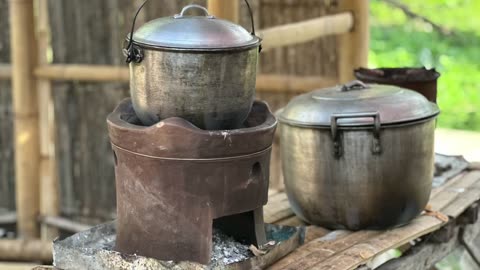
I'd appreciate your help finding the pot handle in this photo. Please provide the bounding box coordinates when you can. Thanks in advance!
[174,4,214,19]
[330,112,382,158]
[341,80,369,92]
[124,0,260,63]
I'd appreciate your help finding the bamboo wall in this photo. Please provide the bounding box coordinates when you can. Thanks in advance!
[258,0,338,188]
[1,0,339,223]
[0,0,15,212]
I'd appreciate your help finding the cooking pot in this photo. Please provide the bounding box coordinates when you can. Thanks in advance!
[278,81,440,230]
[124,1,261,129]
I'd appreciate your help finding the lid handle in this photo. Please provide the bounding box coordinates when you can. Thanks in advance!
[174,4,214,19]
[341,80,369,92]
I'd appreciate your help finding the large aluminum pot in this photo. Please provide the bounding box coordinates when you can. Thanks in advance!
[278,81,440,230]
[124,1,261,129]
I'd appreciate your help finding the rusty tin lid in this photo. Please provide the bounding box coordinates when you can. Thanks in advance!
[131,4,261,51]
[279,80,440,128]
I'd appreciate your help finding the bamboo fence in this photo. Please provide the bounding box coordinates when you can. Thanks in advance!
[0,0,369,261]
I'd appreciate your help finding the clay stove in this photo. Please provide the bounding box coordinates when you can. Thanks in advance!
[107,99,277,264]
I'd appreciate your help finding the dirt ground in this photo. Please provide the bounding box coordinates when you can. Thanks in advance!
[435,128,480,162]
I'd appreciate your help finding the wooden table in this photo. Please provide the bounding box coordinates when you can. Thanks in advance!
[263,162,480,270]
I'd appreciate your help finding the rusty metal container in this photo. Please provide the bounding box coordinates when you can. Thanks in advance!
[354,67,441,103]
[107,99,277,264]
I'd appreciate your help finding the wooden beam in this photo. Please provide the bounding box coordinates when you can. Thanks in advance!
[10,0,41,238]
[0,239,52,262]
[207,0,240,23]
[259,12,354,52]
[337,0,369,83]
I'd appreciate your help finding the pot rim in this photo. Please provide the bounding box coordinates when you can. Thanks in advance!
[277,108,440,129]
[129,37,262,53]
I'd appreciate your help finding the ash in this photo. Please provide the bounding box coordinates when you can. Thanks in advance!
[210,228,253,266]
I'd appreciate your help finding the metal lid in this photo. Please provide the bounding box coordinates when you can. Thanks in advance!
[279,81,440,128]
[131,4,261,51]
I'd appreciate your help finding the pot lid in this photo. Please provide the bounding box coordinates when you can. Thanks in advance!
[131,4,261,51]
[279,80,440,128]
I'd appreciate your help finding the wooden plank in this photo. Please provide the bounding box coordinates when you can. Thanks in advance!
[268,170,480,270]
[308,171,480,270]
[377,213,480,270]
[269,230,381,270]
[311,216,444,270]
[429,171,480,212]
[259,12,353,52]
[442,171,480,217]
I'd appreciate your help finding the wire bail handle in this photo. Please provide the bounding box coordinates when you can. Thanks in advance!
[124,0,260,64]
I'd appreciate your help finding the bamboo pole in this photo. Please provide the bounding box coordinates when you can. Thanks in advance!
[0,239,52,262]
[337,0,369,83]
[36,0,59,242]
[40,216,92,233]
[35,65,129,82]
[0,212,16,224]
[207,0,240,23]
[0,63,11,80]
[34,64,337,93]
[256,74,337,93]
[9,0,40,239]
[259,12,354,52]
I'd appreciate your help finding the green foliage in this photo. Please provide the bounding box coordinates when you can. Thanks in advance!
[370,0,480,130]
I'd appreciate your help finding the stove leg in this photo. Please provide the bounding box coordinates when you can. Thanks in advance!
[213,207,267,247]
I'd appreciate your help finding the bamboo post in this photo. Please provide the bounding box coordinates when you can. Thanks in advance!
[337,0,369,83]
[207,0,240,23]
[0,239,52,262]
[36,0,59,241]
[9,0,40,238]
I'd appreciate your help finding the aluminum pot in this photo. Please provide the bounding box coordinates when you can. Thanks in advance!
[124,1,261,129]
[278,81,440,230]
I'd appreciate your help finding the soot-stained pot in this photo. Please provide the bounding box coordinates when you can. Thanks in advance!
[124,1,261,130]
[354,67,441,103]
[278,81,440,230]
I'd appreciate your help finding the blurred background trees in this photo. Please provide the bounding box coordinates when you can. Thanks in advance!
[370,0,480,131]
